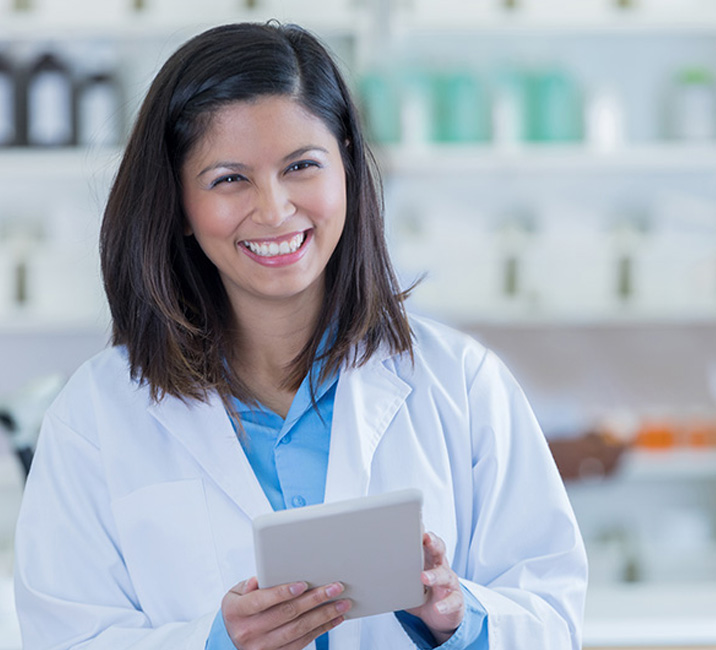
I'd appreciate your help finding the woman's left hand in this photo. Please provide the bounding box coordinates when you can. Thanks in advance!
[406,531,465,644]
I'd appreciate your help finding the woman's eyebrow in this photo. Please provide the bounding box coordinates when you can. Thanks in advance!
[281,145,329,162]
[197,145,330,178]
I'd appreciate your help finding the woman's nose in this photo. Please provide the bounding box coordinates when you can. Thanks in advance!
[252,181,294,227]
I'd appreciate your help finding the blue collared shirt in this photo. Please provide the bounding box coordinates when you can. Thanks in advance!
[206,364,488,649]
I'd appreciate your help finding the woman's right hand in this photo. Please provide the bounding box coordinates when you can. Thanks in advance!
[221,577,351,650]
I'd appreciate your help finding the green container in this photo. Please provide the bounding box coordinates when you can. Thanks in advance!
[527,69,583,143]
[434,71,491,143]
[358,72,401,144]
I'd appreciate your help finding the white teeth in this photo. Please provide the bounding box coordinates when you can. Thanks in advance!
[244,232,305,257]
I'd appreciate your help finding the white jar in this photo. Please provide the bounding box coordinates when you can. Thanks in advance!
[25,51,74,147]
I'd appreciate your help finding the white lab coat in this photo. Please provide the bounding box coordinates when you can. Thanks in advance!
[14,315,587,650]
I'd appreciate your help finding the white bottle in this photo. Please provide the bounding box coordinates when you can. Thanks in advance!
[77,71,121,147]
[586,86,625,151]
[26,51,74,147]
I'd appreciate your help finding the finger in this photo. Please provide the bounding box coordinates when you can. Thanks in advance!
[423,564,460,593]
[270,598,351,647]
[228,576,260,597]
[264,582,345,628]
[435,589,464,616]
[423,532,447,568]
[282,612,346,650]
[228,580,309,617]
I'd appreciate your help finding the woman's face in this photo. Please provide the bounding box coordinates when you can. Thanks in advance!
[181,95,347,315]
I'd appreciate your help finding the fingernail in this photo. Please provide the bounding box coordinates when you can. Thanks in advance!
[289,582,307,596]
[325,582,344,598]
[424,571,436,585]
[335,599,351,613]
[436,600,448,614]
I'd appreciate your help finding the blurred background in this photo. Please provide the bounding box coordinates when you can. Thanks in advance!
[1,0,716,648]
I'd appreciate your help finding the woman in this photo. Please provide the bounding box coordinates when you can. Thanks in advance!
[14,22,587,650]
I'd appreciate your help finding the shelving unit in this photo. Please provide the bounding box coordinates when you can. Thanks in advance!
[619,448,716,481]
[389,7,716,36]
[379,142,716,174]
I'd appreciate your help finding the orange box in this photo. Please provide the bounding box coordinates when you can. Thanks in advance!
[634,420,676,449]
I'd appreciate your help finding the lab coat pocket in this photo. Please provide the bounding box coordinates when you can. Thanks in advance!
[111,478,224,625]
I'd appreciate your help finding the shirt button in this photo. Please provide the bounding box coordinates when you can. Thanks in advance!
[280,434,292,445]
[292,495,306,507]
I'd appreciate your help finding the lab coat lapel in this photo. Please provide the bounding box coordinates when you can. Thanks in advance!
[324,351,412,503]
[147,393,272,520]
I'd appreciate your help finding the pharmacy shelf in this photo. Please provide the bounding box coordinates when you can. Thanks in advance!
[0,314,110,335]
[617,448,716,481]
[378,143,716,175]
[0,8,367,41]
[454,312,716,330]
[0,147,122,180]
[8,143,716,180]
[392,7,716,36]
[584,582,716,648]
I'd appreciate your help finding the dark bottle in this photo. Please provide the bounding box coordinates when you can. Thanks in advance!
[0,52,17,147]
[25,51,75,147]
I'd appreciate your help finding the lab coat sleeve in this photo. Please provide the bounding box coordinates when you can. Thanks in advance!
[14,411,216,650]
[459,349,587,650]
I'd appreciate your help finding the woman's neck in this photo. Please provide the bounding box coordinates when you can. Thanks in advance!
[229,290,323,417]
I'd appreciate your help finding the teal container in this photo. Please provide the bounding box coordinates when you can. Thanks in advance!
[358,71,401,144]
[434,71,491,143]
[527,68,583,143]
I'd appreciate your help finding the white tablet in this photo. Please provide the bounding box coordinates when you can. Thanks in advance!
[252,488,426,619]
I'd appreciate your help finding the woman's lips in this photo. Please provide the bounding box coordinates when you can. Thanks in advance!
[239,229,312,267]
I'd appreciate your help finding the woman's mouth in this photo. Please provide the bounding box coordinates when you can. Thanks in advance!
[241,231,306,257]
[239,230,312,267]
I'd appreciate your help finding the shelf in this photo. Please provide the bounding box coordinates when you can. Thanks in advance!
[0,147,122,180]
[0,8,367,41]
[616,448,716,481]
[584,582,716,647]
[5,143,716,180]
[392,7,716,36]
[0,312,110,335]
[378,143,716,176]
[454,311,716,330]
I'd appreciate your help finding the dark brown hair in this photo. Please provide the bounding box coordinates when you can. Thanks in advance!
[100,22,412,407]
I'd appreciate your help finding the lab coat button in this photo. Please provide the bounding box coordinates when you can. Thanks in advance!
[292,495,306,507]
[280,434,292,445]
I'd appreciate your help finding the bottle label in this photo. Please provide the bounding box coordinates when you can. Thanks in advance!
[28,70,72,145]
[0,75,15,145]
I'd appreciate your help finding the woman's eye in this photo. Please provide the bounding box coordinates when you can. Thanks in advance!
[212,174,245,187]
[286,160,318,173]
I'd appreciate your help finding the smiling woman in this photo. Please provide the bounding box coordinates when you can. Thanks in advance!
[13,21,587,650]
[181,97,347,320]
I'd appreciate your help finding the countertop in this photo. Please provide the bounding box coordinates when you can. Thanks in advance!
[584,582,716,648]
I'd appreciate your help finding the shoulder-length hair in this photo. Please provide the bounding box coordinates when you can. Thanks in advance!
[100,21,413,407]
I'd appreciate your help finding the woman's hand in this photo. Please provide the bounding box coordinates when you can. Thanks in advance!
[407,532,465,645]
[222,577,351,650]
